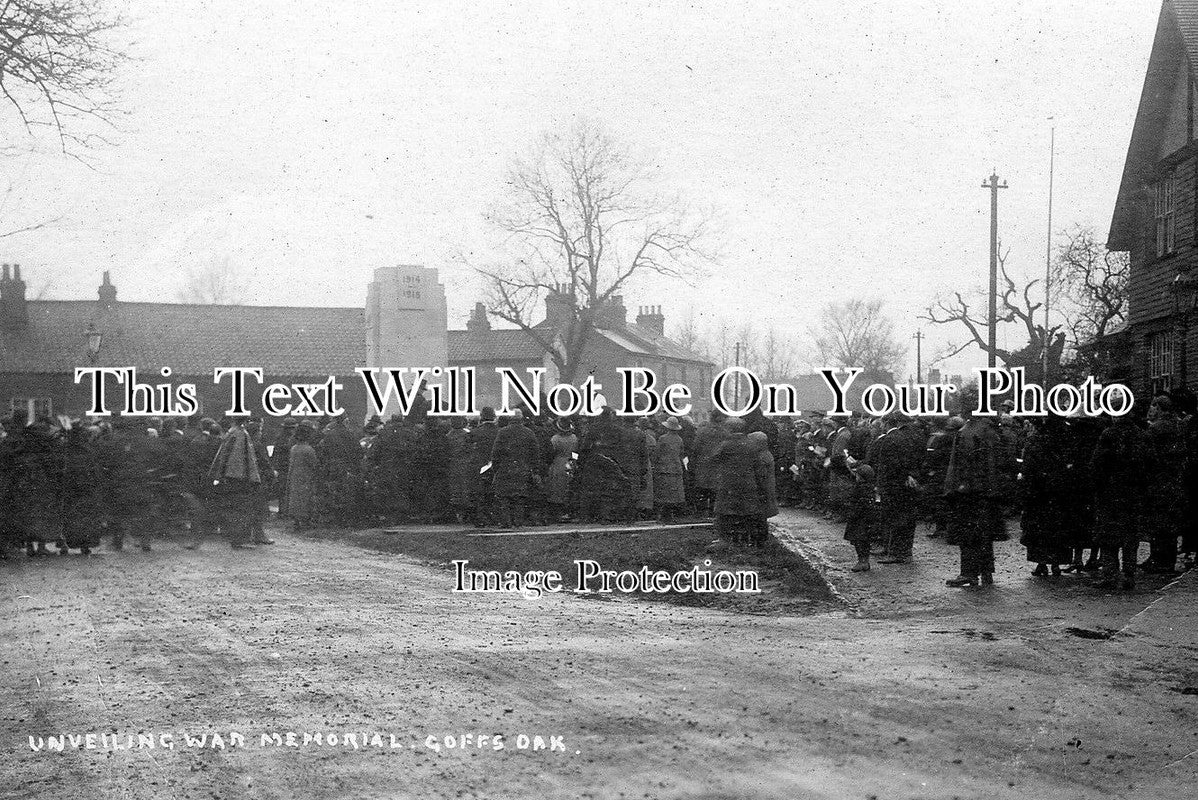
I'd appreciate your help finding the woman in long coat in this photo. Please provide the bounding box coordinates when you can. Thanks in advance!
[545,419,578,520]
[287,423,319,530]
[654,417,686,522]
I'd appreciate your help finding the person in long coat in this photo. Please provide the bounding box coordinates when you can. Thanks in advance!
[271,418,298,516]
[690,410,726,517]
[490,410,541,528]
[467,407,499,526]
[286,423,319,530]
[635,418,657,517]
[712,419,768,546]
[1018,416,1076,576]
[1089,412,1150,590]
[183,418,223,549]
[317,417,362,527]
[10,418,63,556]
[943,413,1001,587]
[576,409,626,523]
[58,425,105,554]
[922,417,960,538]
[103,417,168,552]
[1144,396,1188,573]
[246,419,277,544]
[748,430,778,546]
[654,417,687,522]
[870,414,923,563]
[446,417,475,523]
[844,462,879,572]
[208,420,266,548]
[546,418,578,521]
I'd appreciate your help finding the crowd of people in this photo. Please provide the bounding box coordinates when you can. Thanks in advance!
[2,386,1196,593]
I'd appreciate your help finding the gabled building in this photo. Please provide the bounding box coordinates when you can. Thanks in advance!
[1109,0,1198,398]
[0,266,369,423]
[449,289,715,413]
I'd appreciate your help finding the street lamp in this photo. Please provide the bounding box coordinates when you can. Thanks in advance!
[85,322,102,362]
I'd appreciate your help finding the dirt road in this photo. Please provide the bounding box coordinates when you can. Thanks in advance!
[2,510,1196,799]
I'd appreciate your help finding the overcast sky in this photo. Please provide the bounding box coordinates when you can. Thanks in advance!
[0,0,1163,378]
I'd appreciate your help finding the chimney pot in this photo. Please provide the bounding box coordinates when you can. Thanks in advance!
[98,270,118,310]
[0,261,28,328]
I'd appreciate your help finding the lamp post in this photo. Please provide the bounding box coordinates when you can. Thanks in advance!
[85,322,102,362]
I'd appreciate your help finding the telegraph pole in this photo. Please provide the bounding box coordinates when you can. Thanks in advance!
[982,171,1009,369]
[913,330,923,383]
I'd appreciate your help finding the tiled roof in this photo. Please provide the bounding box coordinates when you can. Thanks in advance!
[1,300,365,375]
[447,329,546,362]
[448,322,711,366]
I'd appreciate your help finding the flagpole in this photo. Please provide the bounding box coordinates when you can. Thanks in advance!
[1043,122,1055,381]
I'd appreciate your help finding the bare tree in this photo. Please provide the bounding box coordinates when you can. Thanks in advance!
[473,120,713,382]
[0,1,127,156]
[669,307,708,358]
[1052,224,1128,345]
[177,259,246,305]
[759,325,799,380]
[922,245,1064,380]
[811,298,905,376]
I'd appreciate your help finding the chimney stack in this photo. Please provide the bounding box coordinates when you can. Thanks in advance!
[466,301,491,332]
[0,262,28,328]
[98,270,117,311]
[595,294,627,329]
[543,283,574,330]
[636,304,665,337]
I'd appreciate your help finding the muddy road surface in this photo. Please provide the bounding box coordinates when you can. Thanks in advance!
[2,509,1195,799]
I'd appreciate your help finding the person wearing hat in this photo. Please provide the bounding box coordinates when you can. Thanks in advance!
[870,412,923,564]
[634,416,658,518]
[489,408,540,528]
[844,461,879,572]
[207,418,267,548]
[943,409,1001,588]
[545,417,578,521]
[654,417,687,523]
[272,418,299,517]
[922,417,961,538]
[467,407,500,526]
[317,415,363,527]
[711,417,765,546]
[690,409,726,518]
[285,421,319,531]
[246,419,277,544]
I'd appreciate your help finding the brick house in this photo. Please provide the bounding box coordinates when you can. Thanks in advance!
[0,266,368,425]
[1109,0,1198,399]
[449,290,715,414]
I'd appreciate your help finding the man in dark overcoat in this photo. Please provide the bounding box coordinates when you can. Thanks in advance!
[711,418,768,545]
[468,407,499,526]
[871,413,923,563]
[943,412,1001,587]
[489,409,540,528]
[1089,412,1149,589]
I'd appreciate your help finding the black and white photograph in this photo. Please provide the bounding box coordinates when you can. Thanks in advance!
[1,1,1197,798]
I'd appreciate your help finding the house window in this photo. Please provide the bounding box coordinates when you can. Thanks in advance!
[9,397,52,426]
[1149,332,1175,395]
[1155,174,1177,257]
